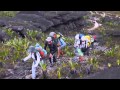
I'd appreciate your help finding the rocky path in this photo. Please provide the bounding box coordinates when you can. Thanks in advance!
[3,38,109,79]
[83,67,120,79]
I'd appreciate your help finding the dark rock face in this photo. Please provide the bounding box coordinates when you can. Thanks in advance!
[8,26,25,38]
[0,11,88,39]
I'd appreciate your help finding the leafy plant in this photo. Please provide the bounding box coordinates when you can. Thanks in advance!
[4,28,15,37]
[0,11,18,17]
[116,59,120,66]
[88,57,99,69]
[4,37,31,63]
[104,48,115,57]
[5,37,30,51]
[62,61,67,67]
[68,59,75,71]
[57,67,61,79]
[66,51,74,57]
[40,61,47,71]
[26,30,38,39]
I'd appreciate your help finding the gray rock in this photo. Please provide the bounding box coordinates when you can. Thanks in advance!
[25,74,32,79]
[0,20,7,27]
[0,62,3,68]
[7,69,14,74]
[10,26,24,31]
[0,30,9,42]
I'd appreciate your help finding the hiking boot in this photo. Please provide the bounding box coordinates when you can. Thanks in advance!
[50,64,54,67]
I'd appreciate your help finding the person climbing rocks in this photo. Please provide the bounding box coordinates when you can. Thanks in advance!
[74,33,85,62]
[56,32,66,59]
[44,36,57,67]
[74,33,95,56]
[35,43,47,64]
[74,39,84,62]
[22,46,41,79]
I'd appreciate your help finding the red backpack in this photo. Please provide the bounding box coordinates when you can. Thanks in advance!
[39,50,45,58]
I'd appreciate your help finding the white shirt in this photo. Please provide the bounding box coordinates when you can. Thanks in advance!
[23,52,41,68]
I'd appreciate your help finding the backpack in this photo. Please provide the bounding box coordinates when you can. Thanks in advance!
[34,50,46,60]
[39,50,45,58]
[34,52,37,60]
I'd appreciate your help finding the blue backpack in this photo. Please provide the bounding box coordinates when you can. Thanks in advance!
[79,34,84,39]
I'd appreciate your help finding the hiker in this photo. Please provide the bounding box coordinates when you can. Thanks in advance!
[74,40,84,62]
[44,36,57,67]
[56,32,66,59]
[35,43,47,64]
[80,35,90,56]
[22,46,41,79]
[74,33,85,46]
[49,32,58,45]
[74,33,85,61]
[74,33,95,56]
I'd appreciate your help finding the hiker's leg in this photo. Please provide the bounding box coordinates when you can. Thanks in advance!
[32,62,36,79]
[91,42,94,49]
[57,47,61,58]
[53,54,56,62]
[49,57,52,64]
[81,48,85,55]
[60,46,65,55]
[86,47,90,56]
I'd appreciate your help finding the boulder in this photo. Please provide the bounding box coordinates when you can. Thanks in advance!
[0,30,9,42]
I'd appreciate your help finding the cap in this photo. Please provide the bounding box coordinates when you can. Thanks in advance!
[46,37,52,42]
[49,32,56,37]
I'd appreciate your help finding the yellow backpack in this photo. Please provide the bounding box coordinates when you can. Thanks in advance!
[85,35,91,47]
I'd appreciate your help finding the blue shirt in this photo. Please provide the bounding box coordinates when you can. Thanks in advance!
[58,38,66,48]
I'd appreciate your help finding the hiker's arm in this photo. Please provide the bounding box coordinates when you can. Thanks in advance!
[34,52,41,68]
[44,41,47,50]
[60,39,66,48]
[23,53,32,62]
[85,41,88,48]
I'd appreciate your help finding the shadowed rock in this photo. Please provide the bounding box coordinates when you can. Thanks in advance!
[0,30,9,42]
[9,26,25,38]
[84,67,120,79]
[0,20,7,27]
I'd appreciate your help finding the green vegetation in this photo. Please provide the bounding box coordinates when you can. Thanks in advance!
[0,11,18,17]
[57,67,61,79]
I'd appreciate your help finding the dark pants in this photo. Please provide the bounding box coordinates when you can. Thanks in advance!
[49,54,56,64]
[81,47,90,56]
[90,42,94,49]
